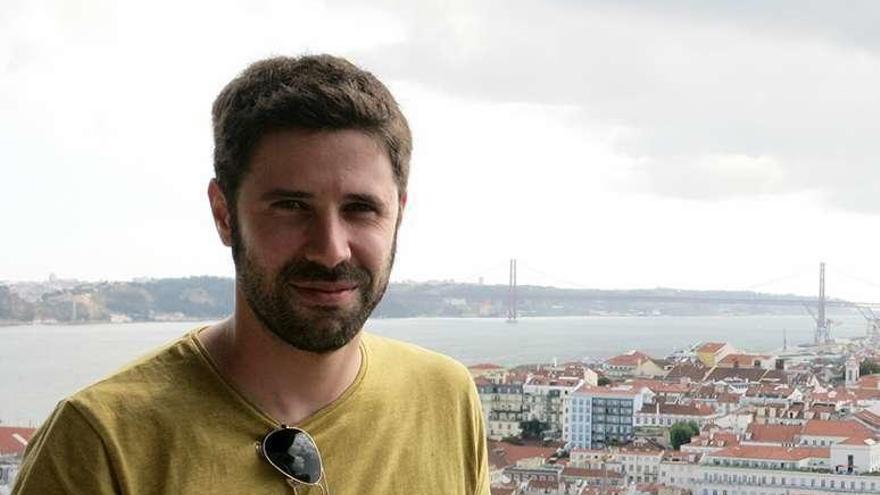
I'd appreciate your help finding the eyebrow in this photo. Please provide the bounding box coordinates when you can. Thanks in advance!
[260,189,312,201]
[260,189,387,207]
[346,193,386,207]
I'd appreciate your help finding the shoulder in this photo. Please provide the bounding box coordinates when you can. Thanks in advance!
[14,398,120,495]
[363,332,472,381]
[67,329,212,426]
[361,332,479,404]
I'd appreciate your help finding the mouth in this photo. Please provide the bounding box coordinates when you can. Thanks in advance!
[290,281,359,305]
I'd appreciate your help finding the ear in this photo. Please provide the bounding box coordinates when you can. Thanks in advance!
[208,179,233,247]
[396,191,407,227]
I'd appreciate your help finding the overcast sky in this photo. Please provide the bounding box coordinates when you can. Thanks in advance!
[2,0,879,301]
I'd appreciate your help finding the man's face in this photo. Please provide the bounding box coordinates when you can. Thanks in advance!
[226,129,403,353]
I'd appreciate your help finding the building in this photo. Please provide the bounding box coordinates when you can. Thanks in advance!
[716,353,776,370]
[658,425,880,495]
[0,426,34,458]
[604,351,666,379]
[478,379,526,440]
[0,426,36,491]
[635,402,720,429]
[846,356,860,387]
[470,362,508,381]
[694,443,880,494]
[564,385,652,449]
[617,447,664,484]
[695,342,735,368]
[523,375,583,439]
[798,419,875,447]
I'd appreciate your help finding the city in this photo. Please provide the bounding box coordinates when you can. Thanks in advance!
[4,2,879,493]
[472,320,880,495]
[3,262,880,494]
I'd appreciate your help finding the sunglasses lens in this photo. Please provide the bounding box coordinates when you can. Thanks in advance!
[263,427,322,483]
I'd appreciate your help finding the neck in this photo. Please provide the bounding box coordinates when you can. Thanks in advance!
[199,293,363,425]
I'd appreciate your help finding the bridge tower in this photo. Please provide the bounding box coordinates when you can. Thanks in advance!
[506,258,517,323]
[815,262,831,345]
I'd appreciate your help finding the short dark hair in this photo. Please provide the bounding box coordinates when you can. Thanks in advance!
[211,54,412,206]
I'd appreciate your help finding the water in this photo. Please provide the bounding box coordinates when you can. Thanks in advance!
[0,314,869,425]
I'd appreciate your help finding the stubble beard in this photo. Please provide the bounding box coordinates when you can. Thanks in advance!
[231,223,396,354]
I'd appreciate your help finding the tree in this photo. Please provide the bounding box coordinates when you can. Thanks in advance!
[669,421,700,450]
[597,376,612,386]
[519,419,549,440]
[860,359,880,377]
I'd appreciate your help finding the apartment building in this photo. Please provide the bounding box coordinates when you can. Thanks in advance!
[695,342,736,368]
[635,401,720,429]
[477,379,525,440]
[603,351,666,379]
[695,443,880,495]
[523,375,583,438]
[563,384,652,449]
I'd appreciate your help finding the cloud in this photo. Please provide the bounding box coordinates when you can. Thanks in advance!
[351,0,880,212]
[635,153,787,200]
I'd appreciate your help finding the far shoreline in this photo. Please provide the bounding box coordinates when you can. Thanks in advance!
[0,311,818,328]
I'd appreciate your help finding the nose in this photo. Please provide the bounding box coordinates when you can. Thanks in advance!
[304,212,352,268]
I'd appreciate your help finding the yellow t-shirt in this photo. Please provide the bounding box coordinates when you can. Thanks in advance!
[13,329,490,494]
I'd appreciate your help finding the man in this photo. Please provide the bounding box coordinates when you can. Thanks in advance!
[13,55,490,494]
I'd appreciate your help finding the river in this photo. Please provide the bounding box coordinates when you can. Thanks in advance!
[0,314,869,425]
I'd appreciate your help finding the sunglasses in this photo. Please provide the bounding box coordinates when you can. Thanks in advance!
[258,424,330,494]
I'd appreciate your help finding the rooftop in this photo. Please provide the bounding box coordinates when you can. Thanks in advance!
[574,384,646,398]
[664,362,709,382]
[800,419,875,438]
[709,444,830,462]
[607,351,653,367]
[696,342,728,354]
[0,426,36,456]
[469,363,505,370]
[639,402,715,416]
[488,441,559,469]
[718,353,771,367]
[745,424,801,444]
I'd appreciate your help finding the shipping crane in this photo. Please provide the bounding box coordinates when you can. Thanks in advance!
[855,305,880,340]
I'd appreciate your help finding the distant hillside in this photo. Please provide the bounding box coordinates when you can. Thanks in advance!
[0,277,233,324]
[0,277,837,325]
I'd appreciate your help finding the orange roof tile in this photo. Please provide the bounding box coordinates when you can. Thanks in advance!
[855,409,880,429]
[801,419,875,438]
[628,379,690,394]
[490,487,516,495]
[488,441,558,469]
[746,424,801,444]
[607,351,652,367]
[838,435,877,446]
[697,342,727,353]
[719,354,769,367]
[469,363,505,370]
[0,426,36,456]
[574,384,646,397]
[858,374,880,389]
[710,445,829,461]
[639,403,715,416]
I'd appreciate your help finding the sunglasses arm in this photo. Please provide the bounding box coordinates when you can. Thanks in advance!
[286,477,328,495]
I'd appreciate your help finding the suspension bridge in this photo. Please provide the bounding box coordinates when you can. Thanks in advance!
[498,260,880,345]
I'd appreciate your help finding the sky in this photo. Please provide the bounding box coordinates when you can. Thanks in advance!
[2,0,880,302]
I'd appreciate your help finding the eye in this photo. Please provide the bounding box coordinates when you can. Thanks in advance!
[272,199,309,211]
[344,202,379,214]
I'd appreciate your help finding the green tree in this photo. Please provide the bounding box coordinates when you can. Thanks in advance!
[860,360,880,377]
[669,421,700,450]
[519,419,549,440]
[597,376,612,386]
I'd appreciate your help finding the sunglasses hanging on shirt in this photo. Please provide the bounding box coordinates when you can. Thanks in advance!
[258,425,330,494]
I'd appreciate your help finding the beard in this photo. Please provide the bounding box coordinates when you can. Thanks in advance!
[231,224,395,354]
